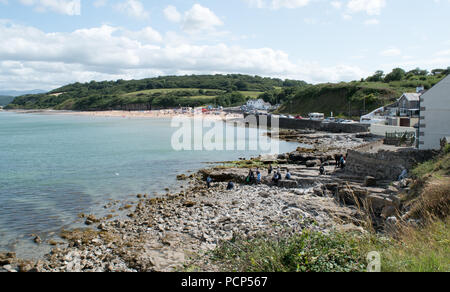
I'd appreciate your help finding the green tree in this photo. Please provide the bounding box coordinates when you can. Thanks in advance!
[384,68,406,82]
[366,70,384,82]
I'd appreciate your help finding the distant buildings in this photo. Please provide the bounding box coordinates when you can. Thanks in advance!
[361,87,425,128]
[397,93,421,117]
[245,99,272,111]
[418,75,450,150]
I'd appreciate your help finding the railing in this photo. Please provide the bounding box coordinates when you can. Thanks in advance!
[385,131,416,146]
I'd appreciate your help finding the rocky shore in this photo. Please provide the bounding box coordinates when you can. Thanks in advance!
[1,130,415,272]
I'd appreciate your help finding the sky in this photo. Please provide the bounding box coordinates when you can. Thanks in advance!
[0,0,449,91]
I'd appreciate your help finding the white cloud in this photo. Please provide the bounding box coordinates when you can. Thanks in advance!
[18,0,81,15]
[244,0,310,9]
[164,5,181,23]
[271,0,310,9]
[182,4,223,33]
[114,0,149,20]
[0,20,370,90]
[347,0,386,15]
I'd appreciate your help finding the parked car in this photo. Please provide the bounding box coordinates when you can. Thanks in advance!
[295,115,304,120]
[323,117,336,123]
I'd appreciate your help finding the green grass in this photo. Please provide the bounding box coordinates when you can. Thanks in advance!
[209,223,449,272]
[210,230,367,272]
[208,148,450,273]
[216,159,273,169]
[238,91,263,99]
[123,88,224,97]
[365,220,450,272]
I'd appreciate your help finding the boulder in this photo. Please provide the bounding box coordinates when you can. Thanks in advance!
[0,252,16,265]
[381,205,397,219]
[384,186,399,195]
[306,160,321,168]
[364,176,377,187]
[278,180,298,189]
[288,152,316,164]
[183,201,196,208]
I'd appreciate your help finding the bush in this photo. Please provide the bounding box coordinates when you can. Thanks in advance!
[210,230,366,272]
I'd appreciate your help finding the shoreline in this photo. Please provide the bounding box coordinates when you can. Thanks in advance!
[3,109,244,121]
[0,127,387,272]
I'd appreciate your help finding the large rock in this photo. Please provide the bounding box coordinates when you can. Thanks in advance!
[277,180,298,189]
[364,176,377,187]
[0,252,16,265]
[366,194,397,213]
[306,160,321,168]
[288,152,316,164]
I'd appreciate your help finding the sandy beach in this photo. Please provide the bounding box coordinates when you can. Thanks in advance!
[9,109,244,121]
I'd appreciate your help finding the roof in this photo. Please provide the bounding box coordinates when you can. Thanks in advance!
[400,93,421,102]
[421,74,450,102]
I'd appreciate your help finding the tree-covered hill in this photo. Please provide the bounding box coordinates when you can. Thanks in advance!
[275,67,449,117]
[5,74,307,111]
[5,68,449,114]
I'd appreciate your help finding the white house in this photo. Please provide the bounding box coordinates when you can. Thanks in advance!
[246,99,272,111]
[418,75,450,150]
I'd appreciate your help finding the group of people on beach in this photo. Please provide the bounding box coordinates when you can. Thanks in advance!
[206,164,296,190]
[244,164,293,186]
[206,153,351,190]
[245,168,262,185]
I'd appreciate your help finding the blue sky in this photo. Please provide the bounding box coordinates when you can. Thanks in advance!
[0,0,449,90]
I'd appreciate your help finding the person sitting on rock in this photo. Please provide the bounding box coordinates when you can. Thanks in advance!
[246,169,255,184]
[268,164,273,175]
[285,169,292,180]
[256,169,262,184]
[334,154,341,168]
[398,168,408,181]
[340,156,346,169]
[319,165,325,175]
[206,176,212,188]
[227,181,234,191]
[272,172,280,185]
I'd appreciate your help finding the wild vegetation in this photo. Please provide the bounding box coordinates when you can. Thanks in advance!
[276,67,449,117]
[5,75,305,111]
[5,67,449,115]
[210,147,450,272]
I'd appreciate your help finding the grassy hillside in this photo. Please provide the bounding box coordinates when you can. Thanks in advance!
[276,72,447,117]
[5,69,447,113]
[0,95,14,106]
[5,74,305,111]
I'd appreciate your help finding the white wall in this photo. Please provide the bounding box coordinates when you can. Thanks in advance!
[419,75,450,150]
[370,124,416,136]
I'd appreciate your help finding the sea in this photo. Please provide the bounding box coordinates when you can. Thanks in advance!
[0,111,299,258]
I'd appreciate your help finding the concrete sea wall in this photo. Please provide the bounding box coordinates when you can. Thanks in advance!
[245,114,370,133]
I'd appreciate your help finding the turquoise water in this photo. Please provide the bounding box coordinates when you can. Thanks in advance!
[0,111,298,258]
